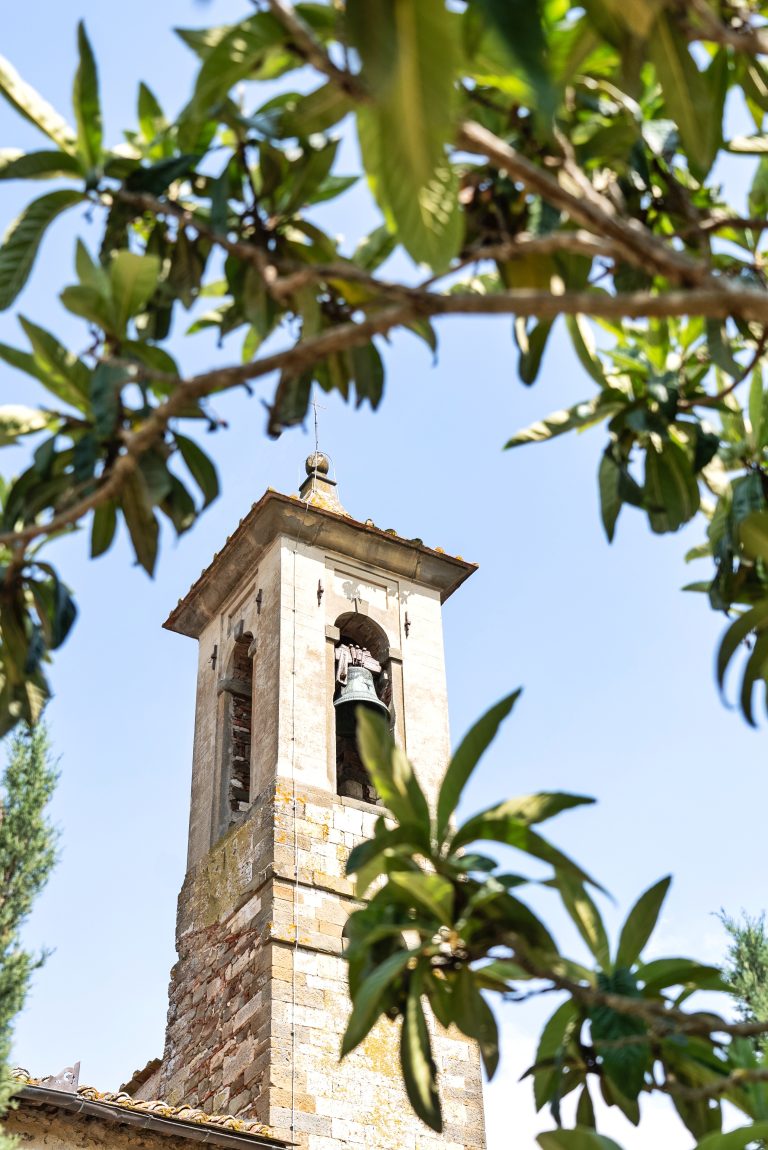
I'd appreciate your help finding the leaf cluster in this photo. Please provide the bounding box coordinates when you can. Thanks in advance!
[340,700,759,1147]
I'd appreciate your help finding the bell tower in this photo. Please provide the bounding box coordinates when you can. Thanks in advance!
[153,456,484,1150]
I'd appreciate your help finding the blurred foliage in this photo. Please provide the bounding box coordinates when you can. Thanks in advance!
[3,4,768,1141]
[342,704,768,1148]
[0,723,57,1146]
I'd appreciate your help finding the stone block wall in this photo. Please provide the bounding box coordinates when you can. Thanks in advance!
[157,782,485,1150]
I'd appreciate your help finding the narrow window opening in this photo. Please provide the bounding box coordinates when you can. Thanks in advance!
[227,634,253,823]
[333,614,392,805]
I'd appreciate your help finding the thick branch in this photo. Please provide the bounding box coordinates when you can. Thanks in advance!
[265,0,364,96]
[5,280,768,550]
[661,1064,768,1102]
[458,120,711,288]
[686,0,768,56]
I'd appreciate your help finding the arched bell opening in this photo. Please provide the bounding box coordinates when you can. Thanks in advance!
[333,612,392,805]
[219,631,254,834]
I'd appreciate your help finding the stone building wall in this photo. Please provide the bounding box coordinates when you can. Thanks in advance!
[158,782,485,1150]
[5,1107,271,1150]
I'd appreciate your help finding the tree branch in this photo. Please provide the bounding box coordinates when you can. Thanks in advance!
[6,279,768,549]
[265,0,364,97]
[685,0,768,57]
[457,120,712,288]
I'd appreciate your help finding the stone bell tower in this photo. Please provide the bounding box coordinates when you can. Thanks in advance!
[152,455,485,1150]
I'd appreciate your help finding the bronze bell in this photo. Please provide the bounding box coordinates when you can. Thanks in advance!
[334,666,389,736]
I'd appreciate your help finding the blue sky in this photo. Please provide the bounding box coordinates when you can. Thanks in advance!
[1,5,764,1147]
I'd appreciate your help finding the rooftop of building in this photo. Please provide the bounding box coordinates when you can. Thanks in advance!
[165,453,477,638]
[11,1069,287,1149]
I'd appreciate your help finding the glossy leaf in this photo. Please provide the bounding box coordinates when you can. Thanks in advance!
[90,501,117,559]
[120,469,160,576]
[649,15,725,179]
[0,53,77,153]
[452,792,595,852]
[0,190,84,310]
[350,0,462,270]
[73,22,102,173]
[341,948,414,1056]
[356,710,431,842]
[388,872,454,923]
[532,1000,578,1111]
[401,973,441,1132]
[614,876,671,970]
[451,966,499,1078]
[538,1130,624,1150]
[174,434,220,509]
[559,877,611,971]
[506,393,625,448]
[0,149,83,181]
[436,690,521,845]
[109,251,160,334]
[0,406,58,446]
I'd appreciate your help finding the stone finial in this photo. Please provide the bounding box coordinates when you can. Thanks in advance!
[298,453,349,517]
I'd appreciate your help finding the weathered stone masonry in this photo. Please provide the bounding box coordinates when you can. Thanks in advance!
[158,781,485,1150]
[155,461,486,1150]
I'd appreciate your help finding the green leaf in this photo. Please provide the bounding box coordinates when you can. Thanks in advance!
[638,957,726,996]
[749,367,764,450]
[615,876,671,970]
[120,469,159,576]
[90,362,125,441]
[341,948,414,1055]
[353,224,396,271]
[346,822,431,884]
[589,970,649,1101]
[649,15,725,179]
[18,317,90,409]
[559,876,611,971]
[0,149,84,181]
[280,82,353,137]
[174,434,220,509]
[0,406,58,446]
[137,82,167,145]
[566,315,606,387]
[91,501,117,559]
[451,966,499,1078]
[739,510,768,565]
[356,710,432,842]
[452,792,595,852]
[0,189,84,310]
[73,22,102,173]
[515,317,554,385]
[716,600,768,693]
[695,1123,768,1150]
[750,156,768,218]
[505,392,625,448]
[125,154,200,196]
[436,690,521,846]
[598,449,622,542]
[644,438,700,534]
[388,872,454,923]
[0,54,78,153]
[538,1129,624,1150]
[471,0,554,123]
[532,1000,579,1111]
[109,251,160,335]
[350,0,462,270]
[182,13,286,126]
[576,1084,596,1129]
[401,972,442,1132]
[59,284,116,333]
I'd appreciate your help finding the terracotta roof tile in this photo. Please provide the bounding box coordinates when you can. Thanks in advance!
[12,1070,275,1141]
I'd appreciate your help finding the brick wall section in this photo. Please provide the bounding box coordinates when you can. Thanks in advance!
[157,781,486,1150]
